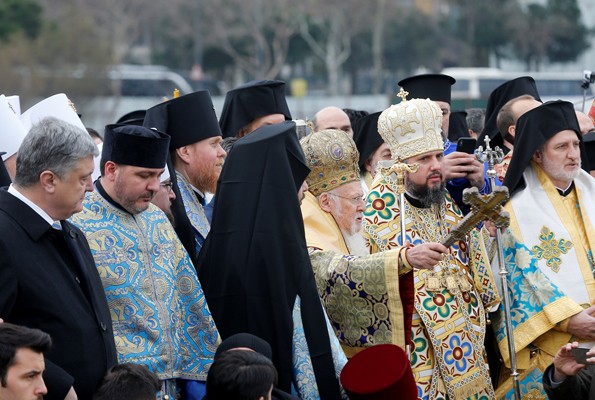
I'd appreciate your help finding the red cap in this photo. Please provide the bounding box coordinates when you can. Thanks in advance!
[340,344,417,400]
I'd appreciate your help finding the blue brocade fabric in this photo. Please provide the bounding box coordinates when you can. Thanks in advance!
[291,296,348,399]
[71,190,220,386]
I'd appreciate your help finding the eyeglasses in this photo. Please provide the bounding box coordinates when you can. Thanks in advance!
[329,193,365,205]
[161,182,173,193]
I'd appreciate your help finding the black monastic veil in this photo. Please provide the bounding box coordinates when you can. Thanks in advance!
[197,121,342,399]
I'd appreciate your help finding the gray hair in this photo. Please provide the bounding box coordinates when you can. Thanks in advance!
[466,108,485,134]
[15,117,99,187]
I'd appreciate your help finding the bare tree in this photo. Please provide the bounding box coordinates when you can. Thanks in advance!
[44,0,169,64]
[371,0,387,94]
[197,0,300,82]
[297,0,370,95]
[0,3,111,104]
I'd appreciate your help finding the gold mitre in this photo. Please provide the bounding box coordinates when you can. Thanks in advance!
[300,129,360,196]
[377,96,443,162]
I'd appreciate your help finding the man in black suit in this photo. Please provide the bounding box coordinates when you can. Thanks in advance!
[0,117,117,400]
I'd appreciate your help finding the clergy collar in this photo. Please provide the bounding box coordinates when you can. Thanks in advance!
[556,181,575,197]
[190,183,205,204]
[404,192,427,209]
[177,172,205,204]
[95,179,130,213]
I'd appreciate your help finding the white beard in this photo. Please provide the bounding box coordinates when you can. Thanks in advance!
[342,230,370,257]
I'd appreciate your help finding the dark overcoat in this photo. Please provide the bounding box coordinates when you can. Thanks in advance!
[0,189,117,400]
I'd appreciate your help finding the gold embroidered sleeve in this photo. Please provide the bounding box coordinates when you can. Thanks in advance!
[555,316,571,333]
[554,306,585,333]
[468,227,501,309]
[307,248,405,348]
[398,247,412,276]
[307,248,401,288]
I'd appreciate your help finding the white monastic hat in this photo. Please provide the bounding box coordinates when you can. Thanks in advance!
[377,95,443,162]
[160,164,170,183]
[91,142,103,182]
[20,93,86,133]
[0,95,28,161]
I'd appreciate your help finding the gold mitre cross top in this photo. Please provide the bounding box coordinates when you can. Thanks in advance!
[161,88,181,103]
[441,186,510,248]
[397,87,409,102]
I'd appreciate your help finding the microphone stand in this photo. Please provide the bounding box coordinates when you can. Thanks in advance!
[581,70,594,112]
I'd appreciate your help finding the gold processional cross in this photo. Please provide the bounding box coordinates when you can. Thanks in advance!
[441,186,510,248]
[422,186,510,293]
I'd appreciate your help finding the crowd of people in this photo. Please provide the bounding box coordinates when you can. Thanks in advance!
[0,73,594,400]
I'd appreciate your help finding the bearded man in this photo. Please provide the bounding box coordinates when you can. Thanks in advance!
[301,129,445,362]
[364,97,499,399]
[71,124,220,400]
[489,100,595,398]
[144,90,226,260]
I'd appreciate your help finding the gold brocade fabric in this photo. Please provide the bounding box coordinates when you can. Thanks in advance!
[492,163,595,398]
[505,162,595,309]
[308,249,407,350]
[377,98,443,161]
[494,152,512,183]
[562,186,595,279]
[302,191,409,350]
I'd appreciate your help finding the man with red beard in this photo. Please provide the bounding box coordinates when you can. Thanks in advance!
[363,98,499,399]
[143,90,226,260]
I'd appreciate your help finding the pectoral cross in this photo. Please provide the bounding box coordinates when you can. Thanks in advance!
[441,186,510,248]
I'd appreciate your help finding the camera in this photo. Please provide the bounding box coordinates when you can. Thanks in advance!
[581,70,595,90]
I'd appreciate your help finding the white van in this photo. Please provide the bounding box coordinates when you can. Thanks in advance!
[441,67,593,110]
[78,64,194,130]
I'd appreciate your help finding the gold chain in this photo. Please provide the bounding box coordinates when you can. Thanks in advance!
[409,202,470,293]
